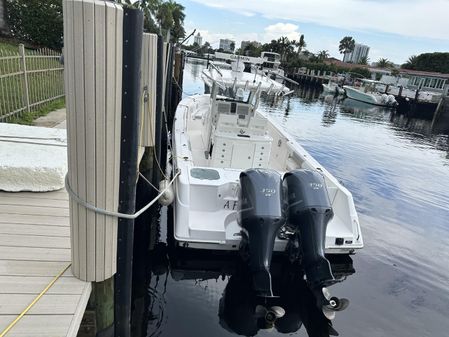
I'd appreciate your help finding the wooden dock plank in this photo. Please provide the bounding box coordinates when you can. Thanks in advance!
[0,191,69,201]
[0,224,70,237]
[0,196,70,209]
[0,294,80,315]
[0,315,72,337]
[0,246,71,262]
[0,189,91,337]
[0,214,69,226]
[0,205,70,217]
[0,276,86,294]
[0,234,70,249]
[0,261,70,277]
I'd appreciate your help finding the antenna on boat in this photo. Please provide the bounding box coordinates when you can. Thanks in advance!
[179,29,196,46]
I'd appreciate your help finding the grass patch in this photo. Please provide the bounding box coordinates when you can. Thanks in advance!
[0,40,64,121]
[8,97,66,125]
[0,41,19,53]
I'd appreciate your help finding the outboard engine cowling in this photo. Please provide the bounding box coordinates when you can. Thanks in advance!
[283,169,334,288]
[238,169,286,297]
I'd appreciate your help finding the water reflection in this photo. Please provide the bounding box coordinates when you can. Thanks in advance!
[133,63,449,337]
[135,219,356,337]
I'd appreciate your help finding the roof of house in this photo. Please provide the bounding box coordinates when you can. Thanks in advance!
[398,68,449,79]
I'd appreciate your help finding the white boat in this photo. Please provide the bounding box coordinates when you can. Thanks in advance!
[202,57,293,95]
[322,81,345,96]
[251,51,285,82]
[343,79,397,107]
[170,65,363,301]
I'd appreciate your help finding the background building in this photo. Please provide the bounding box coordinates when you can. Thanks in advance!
[240,40,261,50]
[219,38,235,52]
[343,43,370,63]
[193,32,202,46]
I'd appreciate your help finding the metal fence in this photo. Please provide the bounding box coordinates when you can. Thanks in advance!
[0,44,64,121]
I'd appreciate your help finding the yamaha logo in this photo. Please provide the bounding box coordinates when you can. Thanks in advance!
[310,183,323,190]
[261,188,276,197]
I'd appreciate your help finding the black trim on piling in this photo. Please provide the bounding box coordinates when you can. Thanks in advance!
[115,7,143,337]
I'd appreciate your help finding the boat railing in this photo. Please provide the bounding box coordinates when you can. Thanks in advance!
[201,69,226,90]
[208,62,223,77]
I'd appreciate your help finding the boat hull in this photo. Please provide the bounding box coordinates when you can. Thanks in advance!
[172,94,364,255]
[343,85,394,107]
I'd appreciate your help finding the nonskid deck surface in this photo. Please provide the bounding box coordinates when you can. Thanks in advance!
[173,94,363,253]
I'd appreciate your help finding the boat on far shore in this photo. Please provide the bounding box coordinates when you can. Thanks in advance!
[252,51,285,82]
[322,80,345,96]
[343,79,397,107]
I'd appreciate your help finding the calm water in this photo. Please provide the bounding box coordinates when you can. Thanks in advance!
[132,63,449,337]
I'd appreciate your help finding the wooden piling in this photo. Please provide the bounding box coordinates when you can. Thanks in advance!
[140,33,158,148]
[64,0,122,283]
[432,96,449,132]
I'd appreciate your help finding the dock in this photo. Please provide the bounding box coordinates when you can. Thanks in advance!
[0,189,91,337]
[288,69,331,86]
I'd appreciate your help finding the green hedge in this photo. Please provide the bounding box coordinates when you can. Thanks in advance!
[402,53,449,73]
[4,0,63,50]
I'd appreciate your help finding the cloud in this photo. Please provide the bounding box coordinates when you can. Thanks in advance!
[264,23,301,42]
[190,0,449,41]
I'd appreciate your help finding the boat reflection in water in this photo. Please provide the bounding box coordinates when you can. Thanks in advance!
[215,257,353,336]
[138,229,356,337]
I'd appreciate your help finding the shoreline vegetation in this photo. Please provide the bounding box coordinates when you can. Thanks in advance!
[184,35,449,78]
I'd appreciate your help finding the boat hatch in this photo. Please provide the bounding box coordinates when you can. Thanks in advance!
[190,168,220,180]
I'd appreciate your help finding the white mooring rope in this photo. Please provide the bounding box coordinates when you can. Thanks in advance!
[64,170,180,220]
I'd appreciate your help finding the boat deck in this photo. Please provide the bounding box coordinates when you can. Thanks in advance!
[0,189,91,337]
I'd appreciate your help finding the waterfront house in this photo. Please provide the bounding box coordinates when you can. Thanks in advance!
[399,69,449,94]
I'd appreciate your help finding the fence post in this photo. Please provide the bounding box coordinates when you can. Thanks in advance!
[18,44,31,113]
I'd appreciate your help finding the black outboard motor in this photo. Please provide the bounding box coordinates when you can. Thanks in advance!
[238,169,286,297]
[283,169,335,288]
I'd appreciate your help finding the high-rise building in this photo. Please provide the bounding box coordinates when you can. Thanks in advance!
[219,39,235,52]
[193,32,203,46]
[343,43,370,63]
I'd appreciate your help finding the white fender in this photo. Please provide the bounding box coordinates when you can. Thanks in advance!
[159,179,175,206]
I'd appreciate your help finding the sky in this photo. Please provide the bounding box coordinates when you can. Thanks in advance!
[177,0,449,64]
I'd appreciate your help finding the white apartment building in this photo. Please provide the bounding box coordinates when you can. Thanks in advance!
[343,43,370,63]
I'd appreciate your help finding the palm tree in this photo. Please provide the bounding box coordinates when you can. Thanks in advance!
[358,56,369,65]
[167,0,185,42]
[317,50,329,61]
[377,58,392,68]
[403,55,418,69]
[296,34,306,55]
[119,0,185,42]
[138,0,161,33]
[156,1,185,41]
[339,36,355,60]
